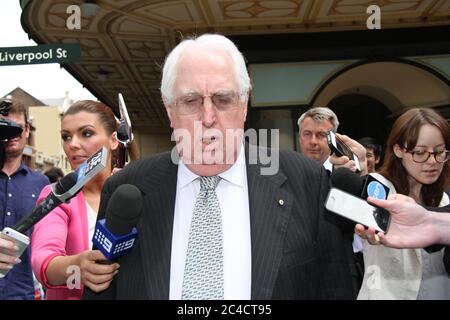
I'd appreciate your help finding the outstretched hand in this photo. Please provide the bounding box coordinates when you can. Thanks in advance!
[355,194,438,248]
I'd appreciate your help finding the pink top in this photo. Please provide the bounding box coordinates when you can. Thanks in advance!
[31,185,89,300]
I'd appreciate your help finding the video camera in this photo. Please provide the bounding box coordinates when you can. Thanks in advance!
[0,96,25,169]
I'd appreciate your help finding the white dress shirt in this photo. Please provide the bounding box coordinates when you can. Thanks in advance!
[86,201,96,250]
[169,147,252,300]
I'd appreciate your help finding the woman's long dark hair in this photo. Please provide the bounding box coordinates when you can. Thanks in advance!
[62,100,117,135]
[379,108,450,206]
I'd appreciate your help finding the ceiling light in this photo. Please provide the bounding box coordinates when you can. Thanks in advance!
[80,1,101,17]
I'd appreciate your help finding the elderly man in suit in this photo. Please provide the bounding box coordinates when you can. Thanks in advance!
[84,34,353,300]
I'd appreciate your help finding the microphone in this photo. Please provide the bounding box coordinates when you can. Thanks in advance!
[117,93,133,145]
[92,184,143,260]
[330,167,391,200]
[12,146,109,233]
[0,146,108,278]
[13,172,77,234]
[115,93,133,168]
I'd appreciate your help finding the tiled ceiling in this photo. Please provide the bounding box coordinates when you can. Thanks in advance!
[21,0,450,133]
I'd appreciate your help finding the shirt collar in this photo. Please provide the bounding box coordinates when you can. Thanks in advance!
[1,161,29,177]
[178,145,246,189]
[323,156,333,172]
[18,162,29,174]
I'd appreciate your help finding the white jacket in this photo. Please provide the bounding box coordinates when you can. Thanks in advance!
[357,173,450,300]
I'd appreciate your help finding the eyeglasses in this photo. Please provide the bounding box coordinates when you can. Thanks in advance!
[174,91,243,116]
[406,149,450,163]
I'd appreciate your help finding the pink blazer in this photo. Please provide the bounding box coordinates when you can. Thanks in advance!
[31,185,89,300]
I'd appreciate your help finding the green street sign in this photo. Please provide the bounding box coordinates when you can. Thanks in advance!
[0,43,81,66]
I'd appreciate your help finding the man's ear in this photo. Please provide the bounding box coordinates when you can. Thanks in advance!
[242,94,249,122]
[24,123,30,139]
[393,144,403,158]
[164,104,174,129]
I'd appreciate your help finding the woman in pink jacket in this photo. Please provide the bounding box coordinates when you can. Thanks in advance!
[31,101,120,299]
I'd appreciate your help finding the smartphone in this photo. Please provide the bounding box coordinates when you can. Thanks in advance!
[0,228,30,278]
[325,188,391,233]
[327,131,361,172]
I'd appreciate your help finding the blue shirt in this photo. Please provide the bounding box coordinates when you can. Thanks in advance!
[0,163,49,300]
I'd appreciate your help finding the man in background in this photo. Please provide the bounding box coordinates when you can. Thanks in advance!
[298,106,366,298]
[0,97,49,300]
[297,107,339,171]
[358,137,382,173]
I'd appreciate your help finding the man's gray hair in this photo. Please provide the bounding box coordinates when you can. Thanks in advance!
[160,34,252,105]
[297,107,339,132]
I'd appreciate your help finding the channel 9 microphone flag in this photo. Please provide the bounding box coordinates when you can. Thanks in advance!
[93,184,143,261]
[0,146,108,278]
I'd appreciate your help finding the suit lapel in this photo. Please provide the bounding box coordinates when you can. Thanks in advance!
[132,148,292,299]
[135,155,178,299]
[246,146,292,299]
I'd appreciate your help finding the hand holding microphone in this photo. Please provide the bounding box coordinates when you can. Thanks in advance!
[0,172,78,278]
[0,147,108,278]
[76,250,119,293]
[81,184,142,293]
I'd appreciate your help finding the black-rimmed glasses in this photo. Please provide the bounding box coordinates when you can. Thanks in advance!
[406,149,450,163]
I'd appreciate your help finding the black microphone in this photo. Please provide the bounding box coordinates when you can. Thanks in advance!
[330,167,391,200]
[13,172,78,234]
[117,93,133,145]
[93,184,143,260]
[0,147,108,278]
[11,147,109,234]
[0,173,78,279]
[115,93,134,168]
[444,247,450,274]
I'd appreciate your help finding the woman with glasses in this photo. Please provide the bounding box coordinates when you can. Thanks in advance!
[358,108,450,300]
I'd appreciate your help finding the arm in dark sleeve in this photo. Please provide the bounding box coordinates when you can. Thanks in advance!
[424,205,450,252]
[444,246,450,275]
[316,168,354,299]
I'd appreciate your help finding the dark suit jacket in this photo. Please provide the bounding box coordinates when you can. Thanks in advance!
[437,205,450,274]
[424,205,450,272]
[84,146,353,299]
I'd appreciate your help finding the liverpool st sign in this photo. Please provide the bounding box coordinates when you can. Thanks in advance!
[0,43,81,66]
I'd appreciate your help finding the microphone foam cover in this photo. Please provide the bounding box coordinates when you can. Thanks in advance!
[54,171,78,194]
[330,167,364,196]
[105,184,143,235]
[117,124,129,143]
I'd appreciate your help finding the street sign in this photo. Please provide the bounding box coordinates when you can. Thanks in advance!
[0,43,81,66]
